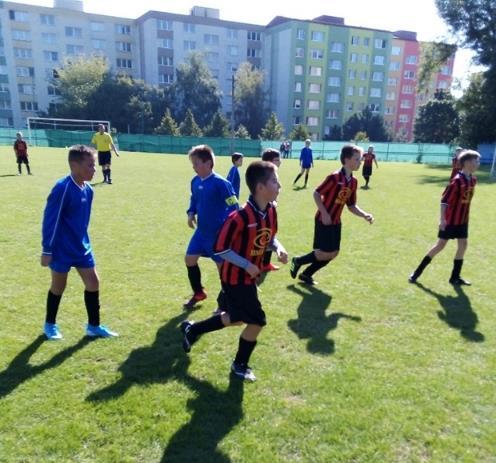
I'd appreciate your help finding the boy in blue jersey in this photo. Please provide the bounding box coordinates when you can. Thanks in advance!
[185,145,238,308]
[41,145,118,340]
[293,139,313,188]
[226,152,243,199]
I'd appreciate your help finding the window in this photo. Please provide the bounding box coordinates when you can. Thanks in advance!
[16,66,34,77]
[311,49,324,59]
[372,71,384,82]
[359,71,368,80]
[91,21,105,32]
[40,14,55,26]
[400,99,412,109]
[0,117,13,126]
[0,65,8,74]
[295,48,304,58]
[440,65,450,75]
[293,116,301,125]
[115,24,131,35]
[20,101,38,111]
[388,77,397,86]
[294,82,302,92]
[309,83,321,93]
[157,19,172,31]
[42,32,57,44]
[92,39,106,50]
[308,100,320,110]
[370,88,382,98]
[158,56,173,66]
[247,31,261,41]
[47,85,60,96]
[374,38,387,49]
[116,42,132,52]
[206,52,219,63]
[65,27,82,38]
[328,76,341,87]
[67,45,84,56]
[346,102,354,111]
[369,103,381,112]
[12,30,31,41]
[0,100,12,109]
[227,62,238,73]
[184,40,196,51]
[348,69,356,80]
[391,46,401,56]
[43,50,59,61]
[327,93,340,103]
[386,92,396,101]
[358,86,366,96]
[385,106,394,115]
[9,10,29,22]
[159,73,174,84]
[374,55,385,65]
[401,85,414,94]
[405,55,417,65]
[116,58,132,68]
[404,70,416,79]
[204,34,219,46]
[184,23,196,33]
[311,31,324,42]
[309,66,322,77]
[306,116,319,126]
[361,54,369,64]
[18,84,34,94]
[296,29,305,40]
[294,65,303,75]
[247,48,261,58]
[438,80,449,89]
[14,48,32,59]
[399,114,409,123]
[331,42,344,53]
[227,28,237,39]
[351,35,360,45]
[228,46,239,56]
[350,53,358,63]
[293,99,301,109]
[326,109,338,119]
[364,37,370,47]
[389,62,400,71]
[329,60,342,70]
[159,39,173,49]
[347,86,354,96]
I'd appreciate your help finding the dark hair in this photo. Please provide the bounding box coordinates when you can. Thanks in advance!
[231,152,243,163]
[188,144,215,167]
[68,145,96,163]
[261,148,281,163]
[245,161,276,195]
[458,150,480,167]
[340,144,362,165]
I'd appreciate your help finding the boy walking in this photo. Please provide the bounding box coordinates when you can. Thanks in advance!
[184,145,238,308]
[409,150,480,285]
[226,152,244,199]
[361,145,378,188]
[290,144,374,285]
[90,124,119,184]
[41,145,118,340]
[181,161,288,381]
[14,132,32,175]
[293,139,313,188]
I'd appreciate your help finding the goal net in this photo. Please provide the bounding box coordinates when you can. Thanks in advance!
[26,117,111,148]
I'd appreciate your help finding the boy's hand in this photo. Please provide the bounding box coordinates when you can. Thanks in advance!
[246,263,261,279]
[364,213,374,224]
[187,214,196,229]
[41,254,52,267]
[277,248,289,264]
[439,218,447,231]
[321,211,332,225]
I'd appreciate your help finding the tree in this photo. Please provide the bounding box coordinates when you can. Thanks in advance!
[172,52,221,128]
[234,124,251,139]
[414,90,460,143]
[289,124,310,141]
[260,112,284,140]
[325,125,342,141]
[154,108,179,135]
[353,131,370,142]
[203,111,229,137]
[342,108,390,141]
[234,62,268,138]
[179,109,203,136]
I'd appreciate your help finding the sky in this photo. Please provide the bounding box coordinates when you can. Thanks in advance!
[21,0,484,94]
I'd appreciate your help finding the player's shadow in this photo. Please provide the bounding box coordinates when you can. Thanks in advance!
[161,373,244,463]
[0,174,18,178]
[287,284,362,355]
[0,335,92,400]
[415,282,484,342]
[417,165,493,185]
[292,185,307,191]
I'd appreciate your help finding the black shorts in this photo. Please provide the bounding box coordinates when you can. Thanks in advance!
[362,165,372,177]
[313,220,341,252]
[16,155,29,164]
[438,224,468,240]
[98,151,111,166]
[222,283,266,327]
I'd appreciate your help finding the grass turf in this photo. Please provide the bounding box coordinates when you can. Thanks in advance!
[0,146,495,462]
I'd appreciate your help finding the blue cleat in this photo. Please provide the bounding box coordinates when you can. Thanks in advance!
[44,322,63,340]
[86,324,119,338]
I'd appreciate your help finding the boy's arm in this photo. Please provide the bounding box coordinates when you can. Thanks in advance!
[186,180,197,228]
[374,157,379,168]
[41,183,67,265]
[313,190,331,225]
[268,237,288,264]
[348,204,374,224]
[439,203,448,230]
[111,142,120,157]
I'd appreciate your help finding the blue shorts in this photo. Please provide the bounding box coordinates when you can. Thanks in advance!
[301,163,312,169]
[186,230,222,263]
[49,253,96,273]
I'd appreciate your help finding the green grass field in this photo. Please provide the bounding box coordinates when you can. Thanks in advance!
[0,147,495,463]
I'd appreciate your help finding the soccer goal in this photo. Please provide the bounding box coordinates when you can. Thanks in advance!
[26,117,111,147]
[490,144,496,178]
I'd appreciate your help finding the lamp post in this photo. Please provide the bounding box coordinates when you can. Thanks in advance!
[230,73,235,153]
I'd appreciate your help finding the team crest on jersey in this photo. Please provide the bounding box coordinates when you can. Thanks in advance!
[251,228,271,256]
[335,187,351,205]
[461,187,474,204]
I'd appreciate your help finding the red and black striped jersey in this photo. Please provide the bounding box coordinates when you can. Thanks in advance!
[441,172,477,226]
[449,156,460,180]
[362,152,375,167]
[14,140,28,156]
[215,198,277,285]
[314,168,357,224]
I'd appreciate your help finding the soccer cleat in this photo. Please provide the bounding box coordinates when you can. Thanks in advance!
[86,324,119,338]
[408,273,418,284]
[107,180,112,184]
[231,362,256,382]
[290,257,301,279]
[449,277,471,286]
[44,322,63,340]
[298,273,317,285]
[180,320,197,353]
[183,290,207,309]
[261,263,280,272]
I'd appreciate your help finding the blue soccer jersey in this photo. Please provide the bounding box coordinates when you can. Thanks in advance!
[187,172,238,238]
[226,165,241,199]
[300,147,313,168]
[42,175,93,262]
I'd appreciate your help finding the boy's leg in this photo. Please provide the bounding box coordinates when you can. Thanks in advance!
[181,311,233,352]
[231,324,262,381]
[184,254,207,307]
[290,250,317,278]
[304,169,309,187]
[293,169,303,184]
[17,162,22,174]
[450,239,470,285]
[409,239,447,282]
[26,161,31,175]
[105,164,112,184]
[44,270,68,340]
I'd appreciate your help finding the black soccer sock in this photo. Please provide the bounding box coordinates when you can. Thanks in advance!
[293,173,302,184]
[234,337,257,365]
[84,290,100,326]
[301,259,330,277]
[412,255,432,278]
[297,251,317,266]
[26,163,31,174]
[450,259,463,281]
[190,314,225,336]
[102,169,107,181]
[263,250,273,266]
[107,168,112,182]
[18,164,22,174]
[304,172,309,185]
[45,290,62,324]
[187,265,203,293]
[216,289,228,311]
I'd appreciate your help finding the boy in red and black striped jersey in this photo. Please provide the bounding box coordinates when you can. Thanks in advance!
[290,144,374,285]
[181,161,288,382]
[409,150,480,285]
[14,132,32,175]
